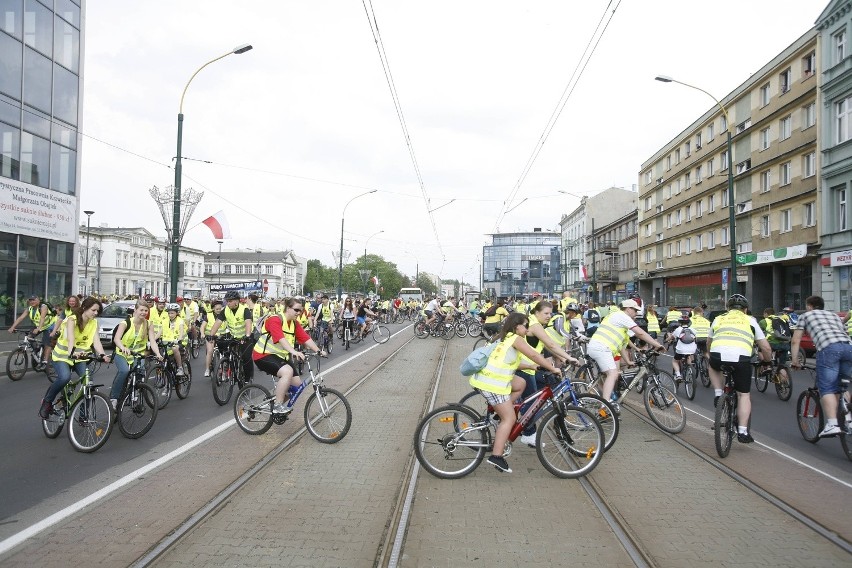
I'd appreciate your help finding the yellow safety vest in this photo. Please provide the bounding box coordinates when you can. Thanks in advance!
[117,319,149,363]
[590,312,630,356]
[545,314,568,348]
[29,303,56,329]
[163,317,186,345]
[665,310,681,323]
[223,306,249,338]
[52,316,97,365]
[847,317,852,337]
[206,312,225,336]
[318,304,334,322]
[709,310,754,357]
[252,303,264,321]
[469,333,520,395]
[646,313,661,333]
[149,307,166,336]
[691,315,711,338]
[253,315,296,360]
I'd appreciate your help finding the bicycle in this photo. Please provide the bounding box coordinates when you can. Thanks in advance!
[714,363,751,458]
[674,355,697,400]
[607,350,685,434]
[188,323,202,360]
[41,353,114,453]
[211,335,249,406]
[233,352,352,443]
[339,318,357,350]
[115,353,159,439]
[795,365,852,461]
[146,340,192,409]
[754,348,793,401]
[415,372,604,479]
[315,322,334,354]
[6,330,46,381]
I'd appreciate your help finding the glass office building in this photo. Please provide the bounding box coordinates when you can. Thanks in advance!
[482,229,561,298]
[0,0,84,325]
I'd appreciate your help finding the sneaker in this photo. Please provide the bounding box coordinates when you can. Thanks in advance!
[818,424,841,438]
[272,403,291,415]
[110,399,118,411]
[610,401,621,415]
[519,433,537,448]
[38,399,52,419]
[487,455,512,473]
[737,432,755,443]
[203,370,210,377]
[175,368,185,376]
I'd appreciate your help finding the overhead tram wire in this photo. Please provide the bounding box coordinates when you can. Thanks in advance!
[360,0,444,259]
[493,0,622,231]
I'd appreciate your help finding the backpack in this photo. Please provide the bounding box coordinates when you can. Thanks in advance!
[482,304,498,318]
[770,316,791,341]
[679,327,696,344]
[585,309,600,324]
[459,341,499,376]
[251,311,279,343]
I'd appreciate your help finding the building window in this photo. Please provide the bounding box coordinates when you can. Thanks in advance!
[696,199,703,217]
[667,243,673,258]
[696,132,702,149]
[666,213,672,228]
[676,240,682,256]
[265,264,273,273]
[720,115,727,132]
[838,96,852,144]
[708,123,715,140]
[675,149,681,164]
[676,179,682,195]
[685,141,691,157]
[736,118,752,133]
[665,184,672,199]
[685,172,691,189]
[645,171,652,185]
[760,127,770,150]
[696,234,703,251]
[759,83,770,107]
[685,238,692,254]
[760,214,770,237]
[721,150,729,170]
[696,165,702,183]
[803,51,816,78]
[656,232,663,242]
[644,196,651,211]
[707,158,714,177]
[803,152,815,178]
[803,202,815,227]
[675,209,682,225]
[224,264,232,274]
[760,170,772,193]
[722,190,729,208]
[721,226,729,245]
[708,194,716,212]
[780,115,792,140]
[837,186,848,231]
[686,204,692,222]
[708,230,716,249]
[736,159,751,174]
[835,29,847,65]
[803,102,815,129]
[780,209,792,233]
[666,155,671,170]
[780,161,792,185]
[645,223,652,236]
[644,250,651,264]
[779,68,792,94]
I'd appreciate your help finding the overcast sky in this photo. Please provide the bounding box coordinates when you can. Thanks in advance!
[79,0,825,285]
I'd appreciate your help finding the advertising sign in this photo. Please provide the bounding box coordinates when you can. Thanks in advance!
[0,179,78,243]
[830,250,852,267]
[209,280,262,292]
[736,244,807,266]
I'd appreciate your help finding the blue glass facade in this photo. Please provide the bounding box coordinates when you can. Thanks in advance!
[482,231,561,298]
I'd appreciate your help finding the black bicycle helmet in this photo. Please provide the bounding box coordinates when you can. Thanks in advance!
[727,293,748,310]
[224,291,240,301]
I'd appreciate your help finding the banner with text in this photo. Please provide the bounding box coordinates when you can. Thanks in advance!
[0,179,78,243]
[208,280,262,292]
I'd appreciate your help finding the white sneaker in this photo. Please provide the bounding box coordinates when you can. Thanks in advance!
[272,403,291,415]
[110,399,118,411]
[175,368,185,376]
[203,370,210,377]
[519,433,538,448]
[819,424,841,437]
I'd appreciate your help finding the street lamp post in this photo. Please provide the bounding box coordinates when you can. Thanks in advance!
[217,240,223,284]
[337,190,377,299]
[171,44,252,301]
[83,210,94,295]
[655,75,737,296]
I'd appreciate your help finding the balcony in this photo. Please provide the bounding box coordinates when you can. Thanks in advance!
[594,240,618,254]
[568,259,580,267]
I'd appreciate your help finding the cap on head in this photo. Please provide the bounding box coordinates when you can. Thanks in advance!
[620,299,640,310]
[28,295,38,300]
[782,306,793,312]
[224,291,240,301]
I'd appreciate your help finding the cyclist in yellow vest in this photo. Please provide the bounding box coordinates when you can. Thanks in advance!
[246,293,265,322]
[707,294,772,444]
[109,299,163,408]
[645,305,662,339]
[844,311,852,337]
[149,297,168,339]
[9,294,58,376]
[482,299,509,337]
[312,295,336,340]
[253,297,325,415]
[200,299,225,377]
[586,299,665,409]
[39,297,112,419]
[469,312,562,473]
[163,303,188,376]
[690,306,711,362]
[559,292,578,314]
[209,291,254,381]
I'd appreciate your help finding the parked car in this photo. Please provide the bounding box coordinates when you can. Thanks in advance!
[96,300,136,348]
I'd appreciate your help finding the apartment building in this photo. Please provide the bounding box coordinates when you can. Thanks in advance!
[817,0,852,312]
[638,29,818,311]
[590,209,639,305]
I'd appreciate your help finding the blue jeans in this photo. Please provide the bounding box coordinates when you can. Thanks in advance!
[518,369,545,436]
[815,342,852,396]
[45,360,88,403]
[110,356,132,400]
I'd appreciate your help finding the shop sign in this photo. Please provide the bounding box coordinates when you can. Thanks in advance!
[209,280,262,292]
[830,250,852,267]
[0,178,78,243]
[736,244,806,266]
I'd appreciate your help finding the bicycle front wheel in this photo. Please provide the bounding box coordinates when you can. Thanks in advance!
[175,362,192,399]
[414,322,429,339]
[118,382,158,439]
[467,321,482,337]
[191,338,201,359]
[304,387,352,443]
[536,406,603,478]
[714,396,735,458]
[698,358,711,387]
[212,359,234,406]
[643,384,686,434]
[796,389,822,443]
[6,347,28,381]
[755,368,769,392]
[234,384,274,435]
[774,369,792,401]
[414,405,488,479]
[575,393,619,452]
[67,392,113,452]
[684,366,696,400]
[147,366,172,410]
[454,322,468,339]
[372,325,391,344]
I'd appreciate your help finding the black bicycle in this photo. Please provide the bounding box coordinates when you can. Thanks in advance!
[115,353,159,439]
[146,340,192,409]
[6,330,47,381]
[211,336,250,406]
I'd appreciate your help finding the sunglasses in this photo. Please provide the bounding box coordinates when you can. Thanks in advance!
[291,307,303,313]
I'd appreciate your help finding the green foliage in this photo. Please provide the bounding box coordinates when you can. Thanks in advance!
[416,274,438,295]
[305,255,415,299]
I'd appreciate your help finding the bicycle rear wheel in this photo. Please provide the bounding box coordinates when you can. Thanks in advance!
[714,396,735,458]
[454,322,468,338]
[42,407,65,438]
[796,389,822,443]
[575,393,619,452]
[457,389,487,418]
[838,406,852,462]
[147,366,172,410]
[234,384,274,435]
[414,321,429,339]
[304,387,352,443]
[191,338,201,359]
[643,384,686,434]
[536,406,603,478]
[212,359,234,406]
[414,405,488,479]
[6,348,28,381]
[372,325,391,344]
[67,392,113,452]
[774,369,792,401]
[175,362,192,399]
[467,321,482,337]
[118,382,158,439]
[755,368,769,392]
[684,366,696,400]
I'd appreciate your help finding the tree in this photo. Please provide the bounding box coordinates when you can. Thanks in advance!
[416,274,437,295]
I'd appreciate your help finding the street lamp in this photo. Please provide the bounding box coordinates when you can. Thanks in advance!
[404,250,419,285]
[655,75,737,295]
[83,210,94,295]
[337,190,377,299]
[171,43,253,300]
[217,240,223,284]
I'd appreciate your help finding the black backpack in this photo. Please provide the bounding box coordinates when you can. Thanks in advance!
[482,304,498,318]
[586,309,600,324]
[770,316,791,341]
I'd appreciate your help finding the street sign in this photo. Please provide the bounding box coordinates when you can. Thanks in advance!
[721,269,728,291]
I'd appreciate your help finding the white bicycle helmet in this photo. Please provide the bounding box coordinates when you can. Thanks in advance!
[166,303,180,312]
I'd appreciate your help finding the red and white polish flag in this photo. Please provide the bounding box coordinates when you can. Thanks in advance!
[579,264,588,280]
[201,210,231,240]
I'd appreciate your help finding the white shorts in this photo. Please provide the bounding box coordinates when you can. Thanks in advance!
[587,341,619,372]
